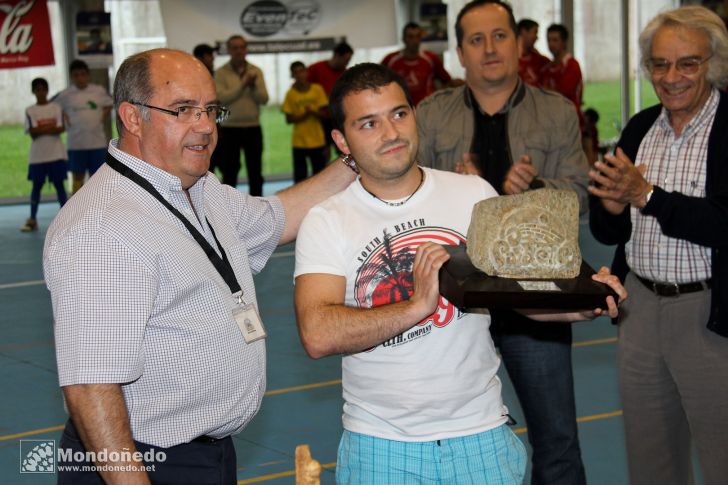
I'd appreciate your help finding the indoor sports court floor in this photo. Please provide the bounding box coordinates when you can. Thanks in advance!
[0,180,705,484]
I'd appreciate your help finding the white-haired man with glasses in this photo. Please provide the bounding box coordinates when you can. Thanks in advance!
[588,6,728,485]
[43,48,356,484]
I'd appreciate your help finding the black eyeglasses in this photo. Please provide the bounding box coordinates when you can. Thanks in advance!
[645,55,712,75]
[131,102,229,124]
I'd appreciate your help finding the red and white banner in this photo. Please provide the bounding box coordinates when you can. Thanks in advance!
[0,0,54,69]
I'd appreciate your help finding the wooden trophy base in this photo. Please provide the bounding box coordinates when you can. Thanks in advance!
[439,245,617,310]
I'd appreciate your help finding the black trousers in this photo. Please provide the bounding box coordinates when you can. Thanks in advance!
[292,147,327,183]
[212,125,264,196]
[57,420,237,485]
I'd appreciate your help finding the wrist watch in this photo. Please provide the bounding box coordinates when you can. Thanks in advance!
[341,154,359,174]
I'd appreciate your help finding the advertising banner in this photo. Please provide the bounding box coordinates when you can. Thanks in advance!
[159,0,397,54]
[0,0,54,69]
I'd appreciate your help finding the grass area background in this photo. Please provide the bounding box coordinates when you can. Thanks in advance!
[0,107,293,200]
[582,79,659,144]
[0,81,659,200]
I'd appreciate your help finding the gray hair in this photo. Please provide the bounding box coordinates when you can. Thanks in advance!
[639,5,728,88]
[113,50,155,137]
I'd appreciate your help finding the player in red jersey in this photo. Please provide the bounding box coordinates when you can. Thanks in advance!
[308,42,354,96]
[308,42,354,156]
[517,18,549,86]
[382,22,453,106]
[541,23,584,126]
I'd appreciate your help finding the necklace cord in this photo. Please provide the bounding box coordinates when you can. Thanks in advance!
[363,167,424,207]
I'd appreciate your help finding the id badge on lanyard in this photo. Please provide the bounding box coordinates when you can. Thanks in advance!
[105,154,268,345]
[232,291,267,343]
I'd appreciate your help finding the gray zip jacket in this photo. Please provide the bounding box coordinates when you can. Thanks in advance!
[416,81,589,213]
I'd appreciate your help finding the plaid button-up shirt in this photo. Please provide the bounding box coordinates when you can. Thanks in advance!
[626,89,717,283]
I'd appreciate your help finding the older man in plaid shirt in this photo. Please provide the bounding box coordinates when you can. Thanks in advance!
[589,6,728,485]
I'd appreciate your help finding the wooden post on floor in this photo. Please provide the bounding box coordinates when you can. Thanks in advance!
[295,444,321,485]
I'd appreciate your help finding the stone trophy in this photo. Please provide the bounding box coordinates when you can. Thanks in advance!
[439,189,616,309]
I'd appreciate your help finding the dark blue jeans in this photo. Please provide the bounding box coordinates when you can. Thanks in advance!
[57,420,237,485]
[491,311,586,485]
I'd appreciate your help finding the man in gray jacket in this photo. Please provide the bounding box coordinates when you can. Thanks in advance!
[214,35,269,195]
[416,1,589,484]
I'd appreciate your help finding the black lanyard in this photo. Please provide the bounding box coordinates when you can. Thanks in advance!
[106,153,242,296]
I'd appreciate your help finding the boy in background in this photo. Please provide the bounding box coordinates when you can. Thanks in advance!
[52,59,113,193]
[282,61,329,183]
[22,78,68,232]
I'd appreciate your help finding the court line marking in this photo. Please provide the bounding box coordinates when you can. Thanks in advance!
[575,409,624,423]
[264,379,342,396]
[0,425,64,441]
[0,338,617,441]
[0,279,44,290]
[573,336,617,347]
[512,410,623,435]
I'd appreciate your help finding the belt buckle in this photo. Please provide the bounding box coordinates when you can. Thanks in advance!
[662,282,680,297]
[652,281,679,297]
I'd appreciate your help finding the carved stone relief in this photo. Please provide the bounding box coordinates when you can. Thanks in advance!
[467,189,581,279]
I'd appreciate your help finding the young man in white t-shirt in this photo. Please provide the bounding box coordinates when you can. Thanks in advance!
[21,78,68,232]
[294,63,626,484]
[52,59,113,194]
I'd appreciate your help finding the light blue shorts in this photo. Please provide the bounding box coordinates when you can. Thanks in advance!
[336,425,527,484]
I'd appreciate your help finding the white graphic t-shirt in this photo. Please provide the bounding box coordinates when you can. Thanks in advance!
[295,167,507,441]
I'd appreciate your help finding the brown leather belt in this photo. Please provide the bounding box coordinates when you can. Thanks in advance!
[636,275,711,297]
